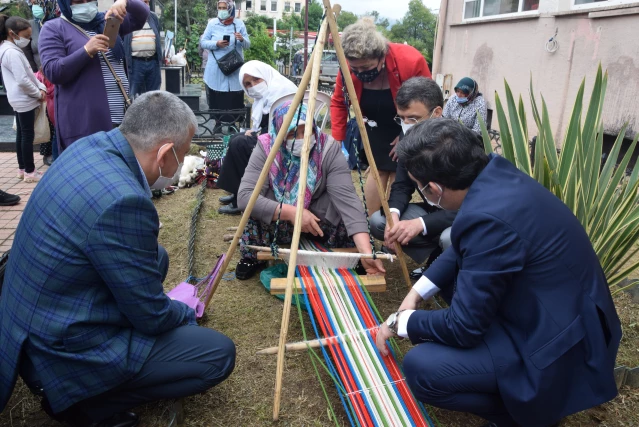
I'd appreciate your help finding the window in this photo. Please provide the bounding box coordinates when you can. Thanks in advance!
[285,1,290,12]
[261,0,266,10]
[294,2,301,12]
[271,0,277,12]
[463,0,539,19]
[572,0,628,9]
[246,0,252,8]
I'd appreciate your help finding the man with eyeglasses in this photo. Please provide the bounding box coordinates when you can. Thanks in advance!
[369,77,456,278]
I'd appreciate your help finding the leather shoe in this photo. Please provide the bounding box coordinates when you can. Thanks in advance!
[219,194,235,205]
[219,203,241,215]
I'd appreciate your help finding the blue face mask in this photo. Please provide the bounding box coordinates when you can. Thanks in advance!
[32,5,45,19]
[218,9,230,20]
[456,96,469,104]
[71,1,98,23]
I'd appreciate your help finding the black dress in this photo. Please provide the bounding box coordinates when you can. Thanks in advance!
[217,114,270,200]
[359,88,401,172]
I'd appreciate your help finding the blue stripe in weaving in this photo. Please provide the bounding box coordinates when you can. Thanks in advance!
[311,267,379,427]
[336,269,417,427]
[296,266,360,427]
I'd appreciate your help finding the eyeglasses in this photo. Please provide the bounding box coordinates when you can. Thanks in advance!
[393,115,424,126]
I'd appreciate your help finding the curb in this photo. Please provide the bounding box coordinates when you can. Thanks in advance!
[615,365,639,389]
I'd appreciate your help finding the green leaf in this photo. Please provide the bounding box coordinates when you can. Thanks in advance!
[494,91,515,165]
[478,109,493,155]
[505,81,531,175]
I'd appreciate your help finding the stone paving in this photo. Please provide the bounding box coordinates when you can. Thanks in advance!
[0,152,48,254]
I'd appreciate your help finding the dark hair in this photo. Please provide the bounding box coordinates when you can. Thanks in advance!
[396,77,444,112]
[0,15,31,42]
[397,118,489,190]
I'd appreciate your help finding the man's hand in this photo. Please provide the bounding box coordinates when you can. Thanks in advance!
[301,209,323,236]
[245,129,255,136]
[375,321,394,357]
[216,40,230,48]
[399,289,423,311]
[234,32,244,42]
[106,0,127,21]
[386,218,423,246]
[389,136,399,161]
[384,212,401,251]
[361,258,385,275]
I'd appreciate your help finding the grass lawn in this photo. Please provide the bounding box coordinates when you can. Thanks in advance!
[2,178,639,427]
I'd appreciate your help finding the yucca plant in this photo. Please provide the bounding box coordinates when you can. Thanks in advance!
[480,64,639,294]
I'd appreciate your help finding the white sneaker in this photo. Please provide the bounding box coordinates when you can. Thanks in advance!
[24,170,44,183]
[17,169,24,179]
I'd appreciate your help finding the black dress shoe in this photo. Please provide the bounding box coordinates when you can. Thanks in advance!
[0,189,20,206]
[235,259,265,280]
[219,194,235,205]
[219,203,241,215]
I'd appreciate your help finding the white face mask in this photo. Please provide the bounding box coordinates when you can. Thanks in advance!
[419,182,443,210]
[247,81,268,99]
[400,122,414,135]
[11,32,30,48]
[71,1,99,23]
[286,135,315,157]
[150,144,183,190]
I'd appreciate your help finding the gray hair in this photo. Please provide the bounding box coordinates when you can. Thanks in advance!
[120,91,198,152]
[396,77,444,111]
[342,18,388,61]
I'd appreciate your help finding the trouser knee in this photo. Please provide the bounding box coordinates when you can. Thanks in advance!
[203,334,236,387]
[369,210,386,240]
[439,227,452,250]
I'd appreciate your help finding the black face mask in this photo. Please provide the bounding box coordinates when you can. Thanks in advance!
[353,61,383,83]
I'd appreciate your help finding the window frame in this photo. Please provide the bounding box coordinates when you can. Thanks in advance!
[294,2,301,12]
[284,1,291,12]
[571,0,630,10]
[271,0,277,12]
[260,0,267,11]
[246,0,252,9]
[462,0,540,20]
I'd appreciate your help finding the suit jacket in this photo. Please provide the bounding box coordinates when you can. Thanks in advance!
[330,43,432,141]
[388,159,456,238]
[123,11,162,73]
[39,0,148,150]
[0,129,193,414]
[408,154,621,426]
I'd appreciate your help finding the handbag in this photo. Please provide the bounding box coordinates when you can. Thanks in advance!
[33,102,50,144]
[61,17,132,111]
[210,23,244,76]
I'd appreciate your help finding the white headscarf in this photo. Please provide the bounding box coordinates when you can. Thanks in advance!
[239,60,298,132]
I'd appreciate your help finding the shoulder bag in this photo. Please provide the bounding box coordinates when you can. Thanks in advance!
[210,23,244,76]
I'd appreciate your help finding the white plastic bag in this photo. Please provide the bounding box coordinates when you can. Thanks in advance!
[12,117,16,131]
[33,102,49,144]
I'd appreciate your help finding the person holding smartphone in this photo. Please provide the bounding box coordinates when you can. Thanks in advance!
[39,0,149,152]
[199,0,250,114]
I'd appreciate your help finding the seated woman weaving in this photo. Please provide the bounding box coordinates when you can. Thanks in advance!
[236,101,385,280]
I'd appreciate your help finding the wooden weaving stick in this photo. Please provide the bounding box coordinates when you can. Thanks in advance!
[256,246,358,261]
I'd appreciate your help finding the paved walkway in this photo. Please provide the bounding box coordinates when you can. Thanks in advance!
[0,152,48,254]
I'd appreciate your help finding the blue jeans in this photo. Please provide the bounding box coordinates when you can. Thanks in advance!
[129,58,161,98]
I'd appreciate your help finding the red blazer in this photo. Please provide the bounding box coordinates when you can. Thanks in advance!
[330,43,432,141]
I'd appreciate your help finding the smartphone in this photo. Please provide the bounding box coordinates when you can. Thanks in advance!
[223,35,230,43]
[103,16,121,49]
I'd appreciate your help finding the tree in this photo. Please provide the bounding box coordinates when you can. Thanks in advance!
[244,22,276,66]
[301,0,323,32]
[336,10,357,31]
[387,0,436,61]
[244,12,273,31]
[364,10,390,30]
[277,12,304,31]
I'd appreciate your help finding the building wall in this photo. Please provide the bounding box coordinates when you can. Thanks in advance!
[240,0,304,20]
[438,0,639,141]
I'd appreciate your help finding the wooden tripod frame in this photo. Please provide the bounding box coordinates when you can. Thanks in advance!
[200,0,413,420]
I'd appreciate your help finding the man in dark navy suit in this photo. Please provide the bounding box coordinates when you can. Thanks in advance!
[376,118,621,427]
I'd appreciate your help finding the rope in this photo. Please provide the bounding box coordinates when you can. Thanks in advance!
[187,180,207,283]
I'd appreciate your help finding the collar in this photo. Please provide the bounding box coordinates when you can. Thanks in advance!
[108,128,153,197]
[136,160,153,198]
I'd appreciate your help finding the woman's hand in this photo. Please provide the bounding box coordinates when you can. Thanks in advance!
[106,0,127,21]
[235,32,244,42]
[39,90,46,101]
[216,39,230,48]
[361,257,385,275]
[301,209,323,236]
[84,34,110,56]
[245,129,255,136]
[389,135,399,161]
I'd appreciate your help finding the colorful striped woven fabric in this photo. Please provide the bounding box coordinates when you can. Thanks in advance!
[294,242,436,427]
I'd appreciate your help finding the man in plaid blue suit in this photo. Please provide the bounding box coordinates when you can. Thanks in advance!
[0,92,236,426]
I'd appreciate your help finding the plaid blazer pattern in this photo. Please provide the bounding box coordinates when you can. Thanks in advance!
[0,129,192,413]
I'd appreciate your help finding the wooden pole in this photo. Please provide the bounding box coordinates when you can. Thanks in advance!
[321,0,413,289]
[272,13,330,422]
[202,42,319,310]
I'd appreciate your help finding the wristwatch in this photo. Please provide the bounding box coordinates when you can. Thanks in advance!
[386,310,406,335]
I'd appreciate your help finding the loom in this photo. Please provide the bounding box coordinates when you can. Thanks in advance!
[191,0,426,422]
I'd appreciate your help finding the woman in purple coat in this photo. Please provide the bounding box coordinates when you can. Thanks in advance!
[39,0,148,152]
